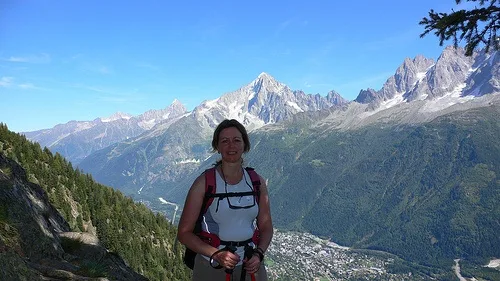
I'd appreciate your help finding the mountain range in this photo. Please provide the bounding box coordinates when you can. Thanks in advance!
[20,46,500,270]
[26,47,499,161]
[70,46,498,196]
[71,72,347,195]
[24,100,188,165]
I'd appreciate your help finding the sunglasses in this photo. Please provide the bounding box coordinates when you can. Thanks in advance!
[218,170,256,210]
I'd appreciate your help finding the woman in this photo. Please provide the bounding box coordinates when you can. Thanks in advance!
[178,119,273,281]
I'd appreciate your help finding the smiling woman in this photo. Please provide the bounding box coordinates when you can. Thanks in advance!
[177,119,273,281]
[213,121,250,165]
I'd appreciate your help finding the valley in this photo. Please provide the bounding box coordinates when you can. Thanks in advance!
[13,46,500,281]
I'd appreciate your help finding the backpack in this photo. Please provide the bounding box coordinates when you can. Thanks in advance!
[183,166,261,269]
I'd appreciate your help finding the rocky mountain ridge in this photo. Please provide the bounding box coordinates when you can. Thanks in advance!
[23,99,187,164]
[355,46,498,107]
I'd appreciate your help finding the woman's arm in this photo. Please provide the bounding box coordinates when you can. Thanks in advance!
[177,175,217,257]
[256,176,273,254]
[177,173,240,268]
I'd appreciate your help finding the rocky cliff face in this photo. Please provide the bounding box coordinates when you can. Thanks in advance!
[355,47,498,107]
[0,154,147,281]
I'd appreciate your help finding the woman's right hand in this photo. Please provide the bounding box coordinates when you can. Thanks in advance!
[213,250,240,269]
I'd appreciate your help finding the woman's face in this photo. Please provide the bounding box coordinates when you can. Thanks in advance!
[217,126,245,163]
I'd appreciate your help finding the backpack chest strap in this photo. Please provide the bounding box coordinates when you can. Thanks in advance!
[207,191,257,199]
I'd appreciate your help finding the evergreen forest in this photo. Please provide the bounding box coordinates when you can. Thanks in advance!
[0,123,191,281]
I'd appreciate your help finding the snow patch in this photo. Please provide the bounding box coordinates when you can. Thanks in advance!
[420,83,474,112]
[93,132,107,139]
[485,259,500,268]
[196,98,220,115]
[74,122,94,132]
[286,101,303,112]
[414,71,427,86]
[227,100,244,120]
[139,119,157,130]
[205,98,220,108]
[101,112,132,122]
[175,158,200,164]
[379,92,405,110]
[242,113,266,131]
[357,91,406,120]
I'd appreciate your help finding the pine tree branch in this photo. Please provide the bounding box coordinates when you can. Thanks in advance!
[420,0,500,56]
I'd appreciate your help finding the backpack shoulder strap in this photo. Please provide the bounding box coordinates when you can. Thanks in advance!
[201,167,217,214]
[245,167,261,204]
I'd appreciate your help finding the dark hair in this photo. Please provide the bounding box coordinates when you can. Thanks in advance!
[212,119,250,153]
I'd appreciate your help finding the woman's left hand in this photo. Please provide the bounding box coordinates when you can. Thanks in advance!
[243,254,261,274]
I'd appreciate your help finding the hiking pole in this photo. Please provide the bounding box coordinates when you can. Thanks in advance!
[225,246,237,281]
[241,246,257,281]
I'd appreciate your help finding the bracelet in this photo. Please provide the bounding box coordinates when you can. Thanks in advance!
[254,247,265,261]
[209,249,224,269]
[254,251,264,262]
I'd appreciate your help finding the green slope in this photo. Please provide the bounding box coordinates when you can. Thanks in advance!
[247,106,500,267]
[0,123,191,281]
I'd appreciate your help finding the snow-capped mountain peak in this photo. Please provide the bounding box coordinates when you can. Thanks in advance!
[249,72,288,95]
[190,73,345,130]
[100,112,133,123]
[355,47,498,113]
[137,100,188,130]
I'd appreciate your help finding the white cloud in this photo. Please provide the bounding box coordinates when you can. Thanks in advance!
[0,77,43,90]
[3,53,51,63]
[18,83,36,89]
[0,77,13,87]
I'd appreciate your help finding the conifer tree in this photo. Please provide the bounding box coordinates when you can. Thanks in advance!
[0,126,191,280]
[420,0,500,56]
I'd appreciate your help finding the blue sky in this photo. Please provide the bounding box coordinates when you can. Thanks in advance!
[1,0,463,132]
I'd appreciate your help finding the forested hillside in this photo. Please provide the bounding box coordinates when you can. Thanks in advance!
[0,123,190,280]
[246,105,500,269]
